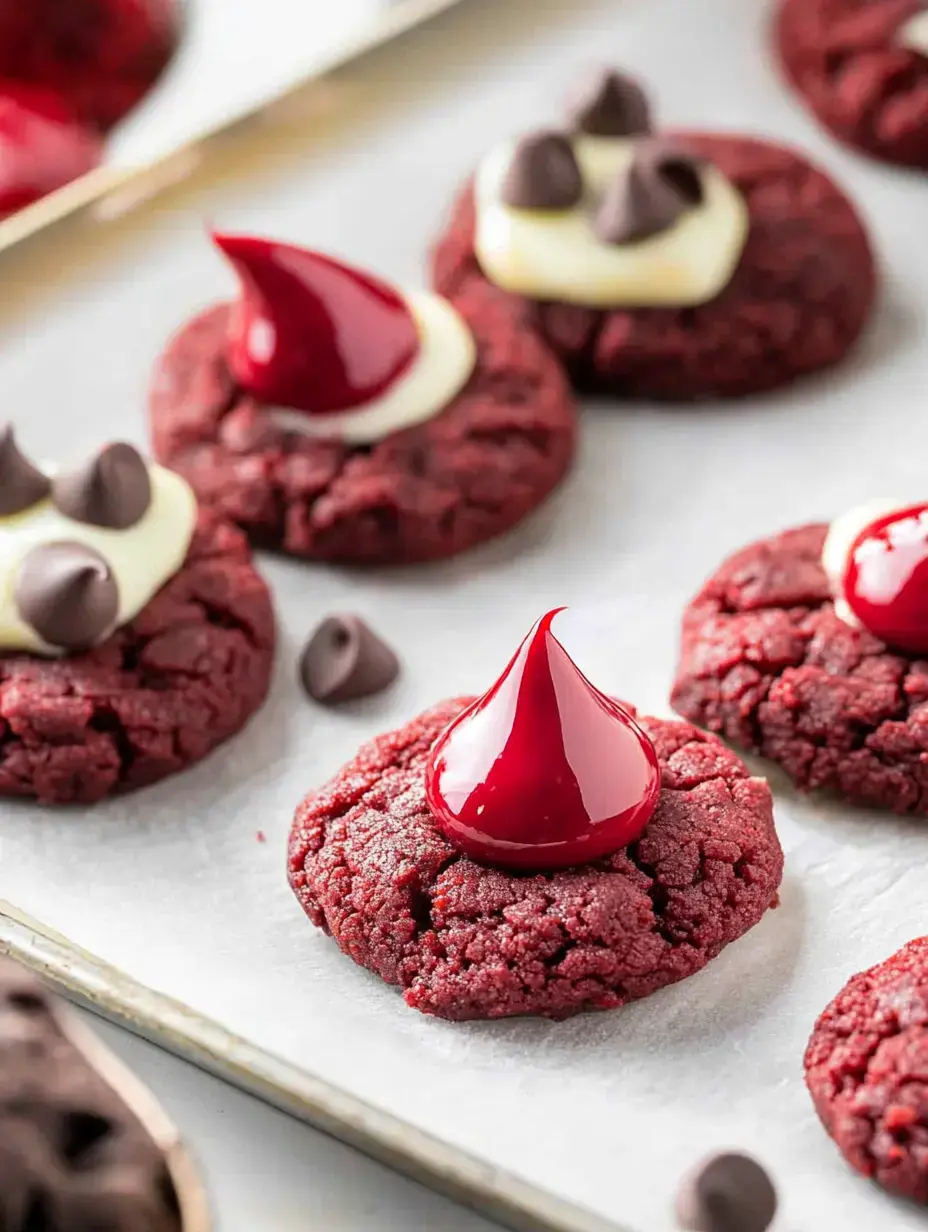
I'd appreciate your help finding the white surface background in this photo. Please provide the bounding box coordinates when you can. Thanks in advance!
[2,0,928,1230]
[110,0,438,167]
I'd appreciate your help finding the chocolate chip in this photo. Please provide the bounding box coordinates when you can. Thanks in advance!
[59,1110,112,1168]
[595,140,704,245]
[501,131,583,210]
[15,542,119,651]
[299,614,399,705]
[566,67,652,137]
[675,1152,777,1232]
[0,424,50,517]
[52,443,152,529]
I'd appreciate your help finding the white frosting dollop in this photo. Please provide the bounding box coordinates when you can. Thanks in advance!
[266,291,476,445]
[0,461,197,653]
[822,500,908,630]
[899,9,928,57]
[473,135,749,308]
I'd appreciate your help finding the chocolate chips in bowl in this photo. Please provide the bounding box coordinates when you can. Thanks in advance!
[0,957,209,1232]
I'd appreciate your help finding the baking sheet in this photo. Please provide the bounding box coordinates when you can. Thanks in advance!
[0,0,926,1229]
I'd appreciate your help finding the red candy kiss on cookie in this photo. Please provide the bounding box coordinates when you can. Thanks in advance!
[843,503,928,655]
[0,83,101,219]
[213,231,421,415]
[425,609,661,870]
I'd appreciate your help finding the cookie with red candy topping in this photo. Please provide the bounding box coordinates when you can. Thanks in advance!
[774,0,928,168]
[431,67,875,401]
[149,233,576,566]
[288,611,782,1021]
[805,936,928,1203]
[672,501,928,813]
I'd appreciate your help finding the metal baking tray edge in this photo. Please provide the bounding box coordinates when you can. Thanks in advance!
[0,0,465,258]
[0,902,629,1232]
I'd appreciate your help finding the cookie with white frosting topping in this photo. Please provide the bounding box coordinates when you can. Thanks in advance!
[0,430,274,804]
[432,66,876,401]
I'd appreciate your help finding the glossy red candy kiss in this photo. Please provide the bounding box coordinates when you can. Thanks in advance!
[212,231,421,416]
[0,83,101,219]
[842,502,928,655]
[425,609,661,870]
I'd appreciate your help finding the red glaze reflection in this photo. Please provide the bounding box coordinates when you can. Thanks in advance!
[842,502,928,655]
[425,609,661,870]
[0,83,101,219]
[212,231,421,416]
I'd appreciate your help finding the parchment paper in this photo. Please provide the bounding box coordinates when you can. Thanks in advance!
[2,0,927,1228]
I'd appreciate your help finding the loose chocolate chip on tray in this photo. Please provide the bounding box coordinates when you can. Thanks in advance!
[500,131,583,210]
[53,441,152,529]
[675,1151,777,1232]
[299,614,399,704]
[596,140,704,245]
[566,66,652,137]
[0,423,50,516]
[15,541,119,650]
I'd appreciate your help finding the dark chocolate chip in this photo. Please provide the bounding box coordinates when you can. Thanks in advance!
[595,139,704,245]
[59,1111,112,1168]
[0,424,50,517]
[566,66,652,137]
[52,443,152,530]
[15,541,119,651]
[501,131,583,210]
[675,1152,777,1232]
[299,614,399,705]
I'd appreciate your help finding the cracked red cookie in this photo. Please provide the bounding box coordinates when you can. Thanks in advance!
[805,936,928,1203]
[0,434,274,804]
[288,611,782,1021]
[774,0,928,168]
[671,510,928,814]
[0,0,180,133]
[431,66,876,401]
[149,233,576,566]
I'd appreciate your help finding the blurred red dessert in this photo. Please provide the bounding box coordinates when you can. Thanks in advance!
[0,0,179,133]
[0,82,101,219]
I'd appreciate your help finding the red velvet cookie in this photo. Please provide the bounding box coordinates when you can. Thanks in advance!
[432,132,876,400]
[0,0,179,133]
[0,507,274,805]
[775,0,928,168]
[671,521,928,814]
[149,241,576,566]
[289,615,782,1021]
[805,936,928,1203]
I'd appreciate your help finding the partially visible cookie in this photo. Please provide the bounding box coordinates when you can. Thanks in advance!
[775,0,928,168]
[805,936,928,1203]
[0,435,275,804]
[672,502,928,814]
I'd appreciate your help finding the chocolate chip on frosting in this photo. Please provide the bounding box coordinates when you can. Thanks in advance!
[52,442,152,529]
[500,131,583,210]
[15,541,119,650]
[566,66,652,138]
[300,614,399,705]
[595,140,704,245]
[0,423,50,516]
[675,1152,777,1232]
